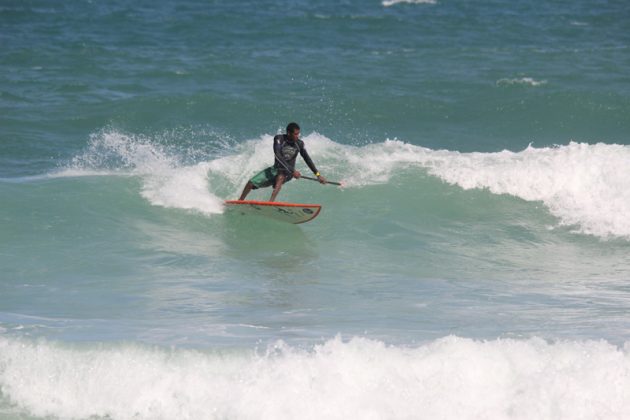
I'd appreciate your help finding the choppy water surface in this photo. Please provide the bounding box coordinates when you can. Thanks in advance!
[2,0,630,418]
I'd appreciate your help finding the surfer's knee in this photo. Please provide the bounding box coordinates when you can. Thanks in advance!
[275,173,286,187]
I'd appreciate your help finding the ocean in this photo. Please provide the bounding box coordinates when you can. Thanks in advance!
[2,0,630,418]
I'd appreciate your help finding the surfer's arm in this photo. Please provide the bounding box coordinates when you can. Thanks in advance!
[299,144,327,184]
[299,145,318,175]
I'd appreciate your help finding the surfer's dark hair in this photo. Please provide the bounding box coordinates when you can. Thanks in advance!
[286,122,300,134]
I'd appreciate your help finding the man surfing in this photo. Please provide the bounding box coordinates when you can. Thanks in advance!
[238,122,327,202]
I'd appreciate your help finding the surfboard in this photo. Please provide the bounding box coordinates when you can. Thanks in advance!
[224,200,322,224]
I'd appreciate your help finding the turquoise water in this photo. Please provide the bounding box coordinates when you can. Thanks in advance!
[2,1,630,418]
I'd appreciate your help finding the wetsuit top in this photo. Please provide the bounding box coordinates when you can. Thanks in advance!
[273,134,319,176]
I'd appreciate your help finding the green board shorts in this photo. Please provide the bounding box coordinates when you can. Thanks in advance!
[249,166,293,189]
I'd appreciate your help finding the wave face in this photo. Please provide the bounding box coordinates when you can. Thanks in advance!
[2,336,630,420]
[62,129,630,240]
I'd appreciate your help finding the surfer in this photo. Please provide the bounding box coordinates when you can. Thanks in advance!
[238,122,327,201]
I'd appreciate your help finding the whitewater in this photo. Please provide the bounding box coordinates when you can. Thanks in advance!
[2,336,630,420]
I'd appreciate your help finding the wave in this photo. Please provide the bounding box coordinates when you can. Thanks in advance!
[496,77,547,87]
[61,129,630,239]
[382,0,437,6]
[63,129,225,215]
[314,137,630,239]
[418,141,630,239]
[1,335,629,419]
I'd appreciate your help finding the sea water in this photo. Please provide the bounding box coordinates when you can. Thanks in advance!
[2,0,630,418]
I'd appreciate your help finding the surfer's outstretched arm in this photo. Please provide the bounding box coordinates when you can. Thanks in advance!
[298,143,327,184]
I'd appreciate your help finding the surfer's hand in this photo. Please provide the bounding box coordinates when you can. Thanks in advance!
[318,175,327,184]
[293,170,301,178]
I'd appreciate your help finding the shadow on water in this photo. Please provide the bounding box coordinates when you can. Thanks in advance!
[220,211,319,279]
[132,205,321,284]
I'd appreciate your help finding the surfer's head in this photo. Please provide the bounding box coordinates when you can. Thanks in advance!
[286,122,300,141]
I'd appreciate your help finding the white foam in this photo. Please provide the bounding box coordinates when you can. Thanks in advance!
[67,130,224,214]
[382,0,437,6]
[139,161,224,214]
[1,335,630,419]
[420,142,630,239]
[496,77,547,87]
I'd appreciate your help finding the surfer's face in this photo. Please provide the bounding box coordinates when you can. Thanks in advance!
[288,129,300,142]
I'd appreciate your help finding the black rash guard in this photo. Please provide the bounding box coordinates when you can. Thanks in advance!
[273,134,319,177]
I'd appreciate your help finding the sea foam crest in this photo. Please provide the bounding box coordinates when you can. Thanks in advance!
[496,77,547,87]
[65,129,224,214]
[1,336,629,420]
[419,142,630,239]
[382,0,437,6]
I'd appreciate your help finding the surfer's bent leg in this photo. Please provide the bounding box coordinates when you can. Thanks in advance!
[239,167,278,200]
[239,181,254,201]
[270,173,286,202]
